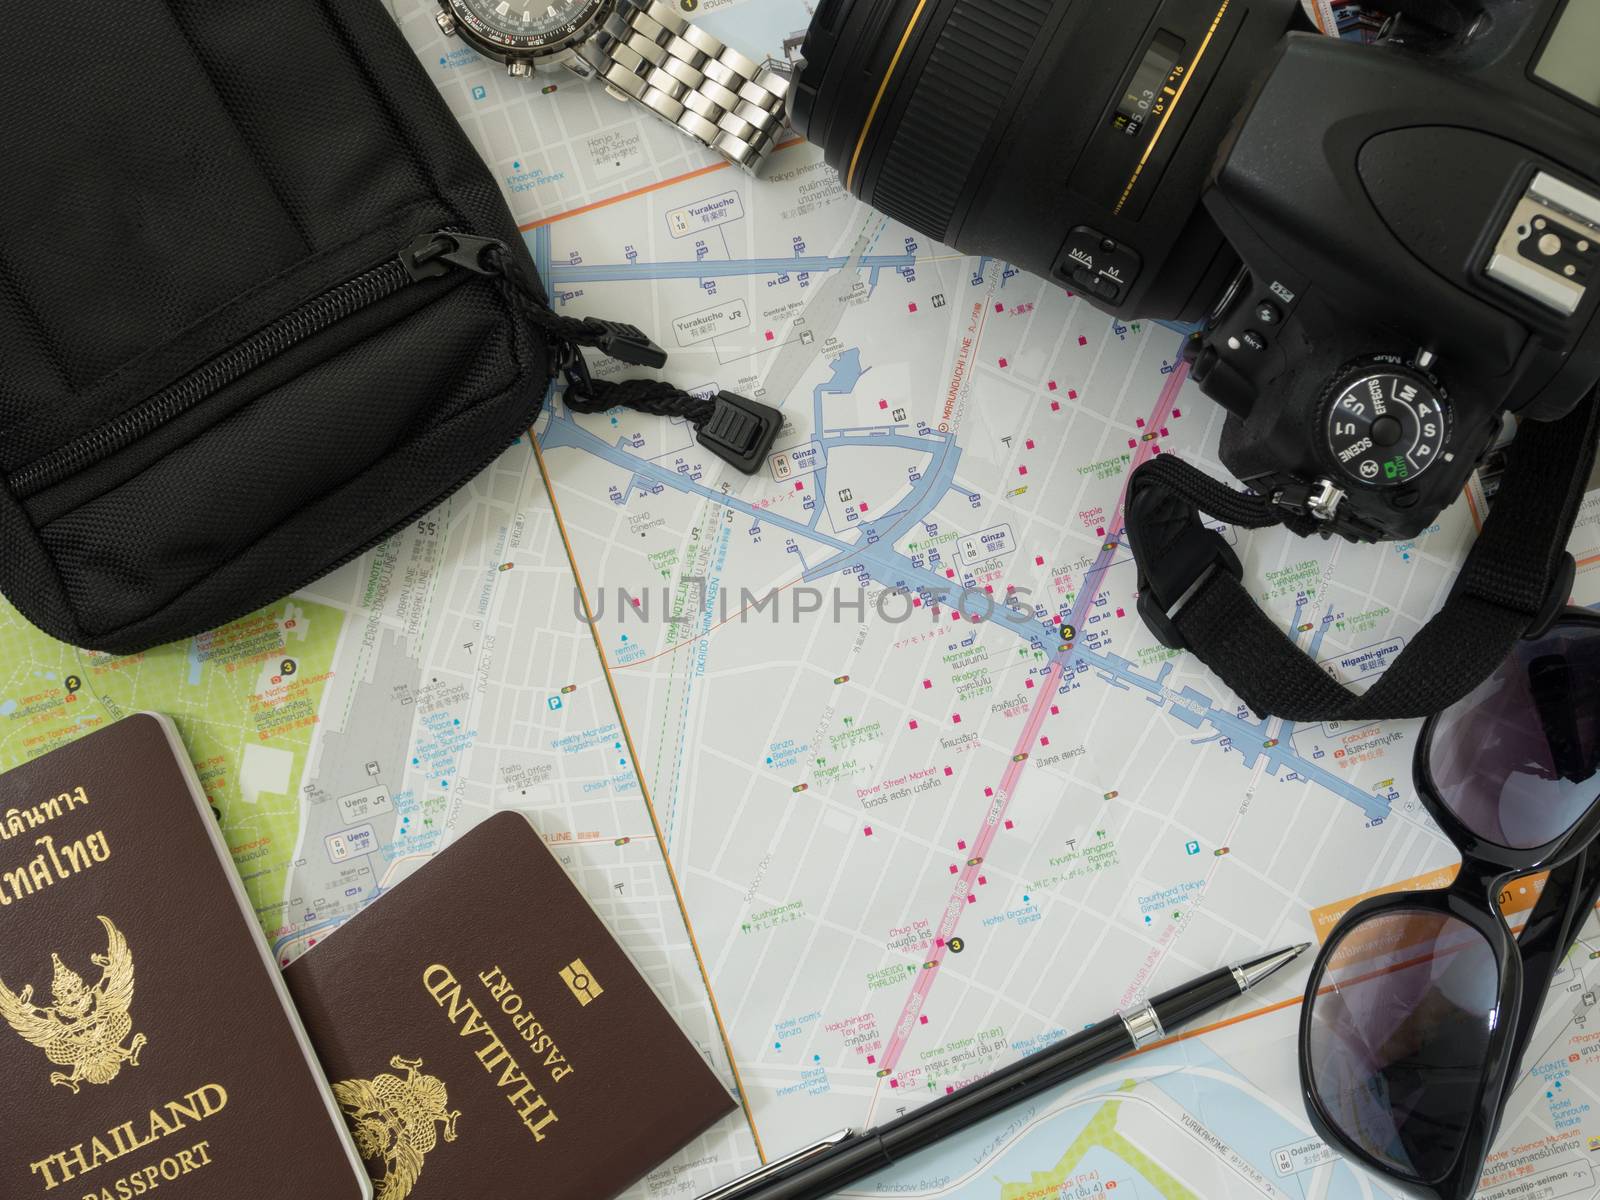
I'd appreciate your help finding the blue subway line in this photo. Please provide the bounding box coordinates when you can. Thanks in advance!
[529,227,1386,818]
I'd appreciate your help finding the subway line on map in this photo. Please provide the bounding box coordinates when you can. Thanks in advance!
[872,350,1189,1089]
[525,221,1396,1157]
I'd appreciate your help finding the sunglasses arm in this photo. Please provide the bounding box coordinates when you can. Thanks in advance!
[1556,850,1600,962]
[1493,850,1600,1123]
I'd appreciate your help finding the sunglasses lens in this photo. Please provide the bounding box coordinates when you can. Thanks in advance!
[1307,909,1499,1182]
[1429,621,1600,849]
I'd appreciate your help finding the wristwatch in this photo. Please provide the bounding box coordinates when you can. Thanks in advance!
[433,0,790,172]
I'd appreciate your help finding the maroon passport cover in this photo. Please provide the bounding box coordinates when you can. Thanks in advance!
[0,714,369,1200]
[286,810,736,1200]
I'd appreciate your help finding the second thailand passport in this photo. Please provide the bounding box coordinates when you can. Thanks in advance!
[286,811,735,1199]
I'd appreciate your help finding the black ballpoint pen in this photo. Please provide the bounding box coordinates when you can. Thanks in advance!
[698,943,1311,1200]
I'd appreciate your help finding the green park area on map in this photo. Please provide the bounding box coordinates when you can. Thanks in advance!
[0,598,344,924]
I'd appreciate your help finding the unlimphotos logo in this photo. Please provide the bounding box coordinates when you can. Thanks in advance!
[559,959,603,1007]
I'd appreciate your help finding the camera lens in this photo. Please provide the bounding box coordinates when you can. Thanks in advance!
[791,0,1306,320]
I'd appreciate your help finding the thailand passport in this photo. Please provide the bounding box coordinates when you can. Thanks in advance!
[0,713,369,1200]
[286,811,736,1200]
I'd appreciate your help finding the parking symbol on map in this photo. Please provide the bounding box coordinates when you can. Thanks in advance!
[1185,840,1200,855]
[549,696,563,711]
[472,85,488,101]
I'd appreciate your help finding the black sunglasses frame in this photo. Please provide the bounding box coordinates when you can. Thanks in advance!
[1298,608,1600,1200]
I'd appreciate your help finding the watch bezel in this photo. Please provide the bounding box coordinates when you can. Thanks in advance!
[444,0,611,60]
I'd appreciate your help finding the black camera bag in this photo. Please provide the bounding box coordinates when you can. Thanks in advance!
[0,0,776,655]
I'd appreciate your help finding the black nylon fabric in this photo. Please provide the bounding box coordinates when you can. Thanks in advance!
[1128,396,1600,722]
[0,0,552,653]
[1131,454,1302,532]
[1176,574,1527,721]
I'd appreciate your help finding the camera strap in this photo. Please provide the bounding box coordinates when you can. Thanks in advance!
[1124,393,1600,722]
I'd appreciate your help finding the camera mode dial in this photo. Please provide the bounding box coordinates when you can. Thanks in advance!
[1320,358,1452,489]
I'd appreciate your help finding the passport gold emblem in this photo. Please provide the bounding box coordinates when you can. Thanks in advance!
[559,958,603,1006]
[334,1055,460,1200]
[0,914,146,1094]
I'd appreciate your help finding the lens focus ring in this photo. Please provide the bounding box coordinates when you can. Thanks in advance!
[864,0,1053,237]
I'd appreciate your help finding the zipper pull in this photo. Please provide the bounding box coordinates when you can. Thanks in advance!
[697,392,785,474]
[402,232,507,282]
[578,317,668,370]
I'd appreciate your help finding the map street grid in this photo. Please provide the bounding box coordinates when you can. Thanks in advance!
[4,2,1600,1196]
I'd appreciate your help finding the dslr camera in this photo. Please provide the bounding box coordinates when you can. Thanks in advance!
[789,0,1600,543]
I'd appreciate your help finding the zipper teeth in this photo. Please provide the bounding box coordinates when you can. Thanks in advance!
[8,258,413,499]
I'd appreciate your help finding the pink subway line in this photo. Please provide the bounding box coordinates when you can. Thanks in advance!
[874,359,1192,1083]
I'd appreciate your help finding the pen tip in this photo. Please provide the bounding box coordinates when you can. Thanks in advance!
[1234,943,1313,991]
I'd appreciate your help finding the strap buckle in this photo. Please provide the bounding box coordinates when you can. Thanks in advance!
[1129,486,1244,652]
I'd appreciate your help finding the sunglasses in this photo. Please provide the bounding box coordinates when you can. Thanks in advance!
[1298,608,1600,1200]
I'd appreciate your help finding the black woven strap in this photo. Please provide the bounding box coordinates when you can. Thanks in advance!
[465,238,781,472]
[559,377,714,424]
[1125,395,1600,722]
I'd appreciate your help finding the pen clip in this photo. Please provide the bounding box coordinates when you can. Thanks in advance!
[698,1129,857,1200]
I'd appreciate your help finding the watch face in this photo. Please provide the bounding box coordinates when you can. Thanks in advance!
[448,0,607,53]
